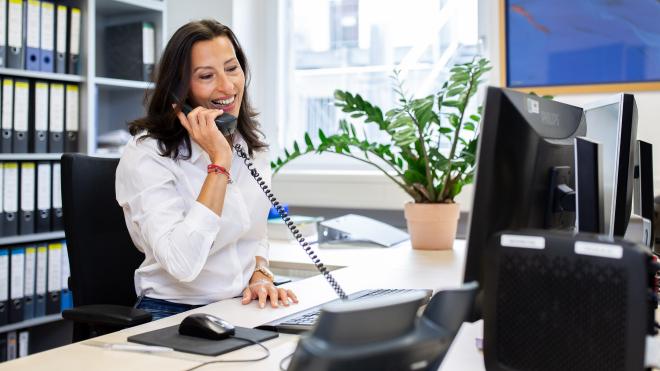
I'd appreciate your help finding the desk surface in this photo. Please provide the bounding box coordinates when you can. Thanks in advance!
[0,239,480,370]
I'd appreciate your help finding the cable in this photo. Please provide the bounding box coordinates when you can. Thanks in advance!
[234,143,348,300]
[279,352,295,370]
[183,337,270,371]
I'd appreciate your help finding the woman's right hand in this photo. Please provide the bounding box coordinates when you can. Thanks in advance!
[175,105,233,168]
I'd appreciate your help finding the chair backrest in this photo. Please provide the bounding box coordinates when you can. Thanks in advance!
[62,154,143,307]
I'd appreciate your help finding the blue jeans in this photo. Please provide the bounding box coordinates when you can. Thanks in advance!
[135,296,203,321]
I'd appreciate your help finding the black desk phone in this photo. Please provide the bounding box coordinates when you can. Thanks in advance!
[180,102,238,136]
[178,101,349,299]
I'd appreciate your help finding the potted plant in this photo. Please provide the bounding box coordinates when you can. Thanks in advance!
[271,58,491,250]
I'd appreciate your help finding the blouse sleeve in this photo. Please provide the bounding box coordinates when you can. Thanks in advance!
[116,149,220,282]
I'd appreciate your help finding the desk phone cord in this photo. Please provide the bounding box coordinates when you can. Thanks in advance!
[234,143,348,300]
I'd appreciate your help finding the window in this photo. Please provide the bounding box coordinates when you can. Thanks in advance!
[276,0,480,171]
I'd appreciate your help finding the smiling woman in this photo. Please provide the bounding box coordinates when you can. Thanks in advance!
[115,19,298,321]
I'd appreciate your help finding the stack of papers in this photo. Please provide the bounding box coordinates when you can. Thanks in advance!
[267,215,323,241]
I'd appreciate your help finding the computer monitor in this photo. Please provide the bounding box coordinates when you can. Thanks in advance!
[583,94,638,237]
[462,87,586,285]
[574,136,604,234]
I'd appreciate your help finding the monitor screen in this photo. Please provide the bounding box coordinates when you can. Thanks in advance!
[463,87,586,286]
[583,94,637,237]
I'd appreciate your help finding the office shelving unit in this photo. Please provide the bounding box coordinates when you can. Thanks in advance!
[86,0,166,155]
[0,231,69,359]
[0,0,166,361]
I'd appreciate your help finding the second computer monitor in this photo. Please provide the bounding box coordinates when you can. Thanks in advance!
[583,94,637,237]
[463,87,586,285]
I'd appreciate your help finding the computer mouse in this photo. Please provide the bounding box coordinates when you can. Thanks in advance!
[178,313,236,340]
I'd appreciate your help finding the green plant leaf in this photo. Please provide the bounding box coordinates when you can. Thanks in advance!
[446,87,464,97]
[443,100,461,108]
[304,132,314,149]
[403,169,426,185]
[449,114,460,128]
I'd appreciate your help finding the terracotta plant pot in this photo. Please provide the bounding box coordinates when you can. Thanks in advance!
[404,202,460,250]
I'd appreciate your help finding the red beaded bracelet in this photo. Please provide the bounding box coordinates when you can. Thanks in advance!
[207,164,233,183]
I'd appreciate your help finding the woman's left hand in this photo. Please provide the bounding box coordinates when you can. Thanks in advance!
[241,275,298,308]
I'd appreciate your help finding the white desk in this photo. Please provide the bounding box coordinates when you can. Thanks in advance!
[0,239,479,370]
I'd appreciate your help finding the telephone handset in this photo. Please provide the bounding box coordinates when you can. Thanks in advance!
[233,144,349,300]
[178,102,238,136]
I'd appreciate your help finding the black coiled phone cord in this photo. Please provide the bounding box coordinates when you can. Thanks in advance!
[234,143,348,300]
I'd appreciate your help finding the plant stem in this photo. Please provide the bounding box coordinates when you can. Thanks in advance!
[406,110,435,201]
[438,69,477,202]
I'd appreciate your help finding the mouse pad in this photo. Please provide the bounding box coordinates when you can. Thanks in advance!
[127,325,279,356]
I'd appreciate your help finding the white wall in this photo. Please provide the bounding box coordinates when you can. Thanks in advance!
[166,0,233,36]
[231,0,282,148]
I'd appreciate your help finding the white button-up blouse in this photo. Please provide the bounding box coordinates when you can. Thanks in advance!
[115,134,271,305]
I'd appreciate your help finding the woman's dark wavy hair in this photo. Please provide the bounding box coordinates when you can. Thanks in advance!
[129,19,267,159]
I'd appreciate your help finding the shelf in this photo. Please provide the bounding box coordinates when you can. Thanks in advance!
[0,68,84,83]
[0,231,65,246]
[0,314,63,334]
[95,77,153,90]
[96,0,165,15]
[0,153,63,161]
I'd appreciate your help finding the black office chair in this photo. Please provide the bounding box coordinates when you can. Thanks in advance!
[61,153,151,342]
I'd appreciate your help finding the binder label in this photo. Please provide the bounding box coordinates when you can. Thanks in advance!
[56,5,66,54]
[65,85,79,130]
[2,79,13,130]
[37,163,51,210]
[18,331,28,358]
[70,8,81,54]
[24,247,36,296]
[0,0,6,48]
[7,331,16,360]
[52,163,62,208]
[50,84,64,132]
[0,165,4,213]
[4,163,18,213]
[36,246,47,295]
[20,163,36,211]
[47,243,62,292]
[35,83,49,131]
[0,250,8,301]
[10,248,25,299]
[14,81,29,132]
[143,23,155,65]
[61,242,69,290]
[41,2,55,52]
[8,0,23,48]
[26,0,40,49]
